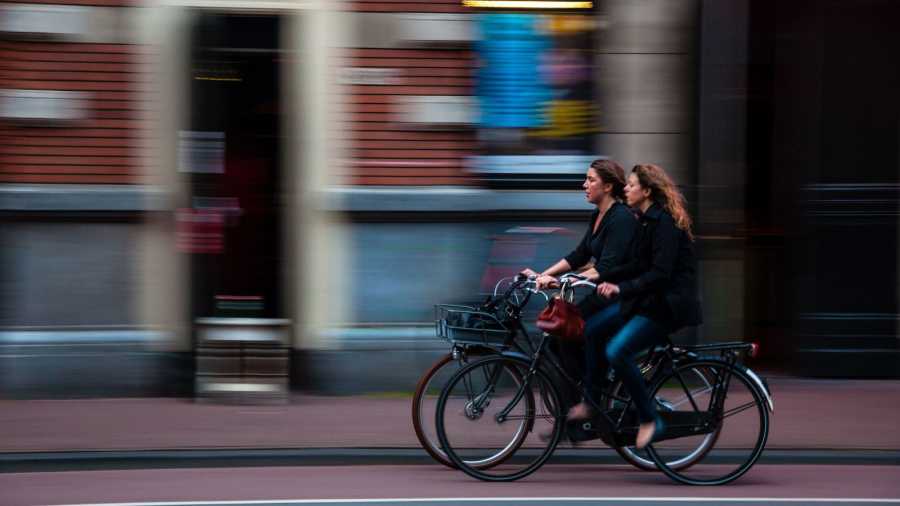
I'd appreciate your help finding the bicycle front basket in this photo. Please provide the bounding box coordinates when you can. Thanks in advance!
[434,304,511,348]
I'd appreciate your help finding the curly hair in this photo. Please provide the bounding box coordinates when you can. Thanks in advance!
[632,163,694,241]
[589,159,626,201]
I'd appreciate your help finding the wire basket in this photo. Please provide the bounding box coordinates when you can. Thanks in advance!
[434,304,512,348]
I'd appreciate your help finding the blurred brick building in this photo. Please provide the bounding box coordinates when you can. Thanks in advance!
[339,1,476,186]
[0,1,150,185]
[0,1,169,396]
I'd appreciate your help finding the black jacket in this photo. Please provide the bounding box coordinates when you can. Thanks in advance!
[597,203,702,329]
[564,202,638,274]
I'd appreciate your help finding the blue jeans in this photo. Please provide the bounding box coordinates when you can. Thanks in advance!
[583,304,667,424]
[582,303,625,401]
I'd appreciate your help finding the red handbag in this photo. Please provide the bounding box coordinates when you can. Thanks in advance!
[536,296,585,342]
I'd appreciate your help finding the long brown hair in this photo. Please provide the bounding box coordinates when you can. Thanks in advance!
[590,159,626,201]
[632,163,694,240]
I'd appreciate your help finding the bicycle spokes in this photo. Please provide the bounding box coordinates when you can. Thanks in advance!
[721,399,761,419]
[436,357,563,481]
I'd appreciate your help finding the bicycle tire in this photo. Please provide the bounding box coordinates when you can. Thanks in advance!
[412,353,458,468]
[645,359,770,485]
[435,355,563,482]
[412,350,526,469]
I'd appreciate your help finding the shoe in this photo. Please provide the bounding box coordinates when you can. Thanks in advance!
[635,416,665,450]
[566,401,594,421]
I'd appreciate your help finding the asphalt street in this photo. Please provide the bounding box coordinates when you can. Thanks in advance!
[2,464,898,506]
[14,500,900,506]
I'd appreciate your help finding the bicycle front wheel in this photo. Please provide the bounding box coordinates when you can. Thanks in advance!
[413,350,520,469]
[645,359,770,485]
[435,356,563,481]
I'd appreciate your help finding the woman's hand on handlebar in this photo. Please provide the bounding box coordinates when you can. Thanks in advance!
[597,282,620,299]
[519,268,558,290]
[519,268,539,279]
[534,274,559,290]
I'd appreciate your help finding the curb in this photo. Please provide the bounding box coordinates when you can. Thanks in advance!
[2,448,899,473]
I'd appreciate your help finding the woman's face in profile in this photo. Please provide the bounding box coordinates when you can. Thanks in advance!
[624,173,649,208]
[582,168,607,204]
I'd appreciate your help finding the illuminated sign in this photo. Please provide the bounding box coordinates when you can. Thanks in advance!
[463,0,593,9]
[476,14,550,129]
[474,13,596,142]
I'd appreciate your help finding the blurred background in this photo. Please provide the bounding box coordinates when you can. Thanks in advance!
[1,0,898,400]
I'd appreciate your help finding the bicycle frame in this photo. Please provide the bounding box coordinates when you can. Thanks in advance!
[495,332,648,443]
[490,333,767,448]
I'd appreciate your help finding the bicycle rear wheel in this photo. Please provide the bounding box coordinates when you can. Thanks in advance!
[435,356,563,481]
[645,359,770,485]
[608,364,720,471]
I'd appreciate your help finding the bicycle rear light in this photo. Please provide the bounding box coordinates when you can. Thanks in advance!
[749,342,760,358]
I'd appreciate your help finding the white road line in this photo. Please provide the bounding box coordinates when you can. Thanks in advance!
[47,497,900,506]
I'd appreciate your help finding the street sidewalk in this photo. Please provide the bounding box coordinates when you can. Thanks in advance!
[2,377,898,454]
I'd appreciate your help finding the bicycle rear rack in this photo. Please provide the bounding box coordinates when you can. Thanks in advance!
[679,342,755,353]
[668,341,757,361]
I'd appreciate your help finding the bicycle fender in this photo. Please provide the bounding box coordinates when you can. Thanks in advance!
[498,350,533,363]
[741,366,775,413]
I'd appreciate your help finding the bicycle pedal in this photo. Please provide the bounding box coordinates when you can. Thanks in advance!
[566,418,609,444]
[572,422,616,446]
[566,426,598,443]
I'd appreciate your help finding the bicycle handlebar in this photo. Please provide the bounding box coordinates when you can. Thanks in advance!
[514,275,551,304]
[521,272,597,289]
[559,273,597,290]
[489,272,599,312]
[489,275,552,312]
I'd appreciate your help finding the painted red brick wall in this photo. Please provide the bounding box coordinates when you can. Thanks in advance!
[340,48,476,185]
[0,0,148,184]
[341,0,477,185]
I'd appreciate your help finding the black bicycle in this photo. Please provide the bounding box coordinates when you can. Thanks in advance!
[434,274,774,485]
[415,275,703,472]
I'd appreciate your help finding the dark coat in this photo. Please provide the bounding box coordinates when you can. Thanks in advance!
[597,203,702,329]
[564,202,638,274]
[565,202,639,320]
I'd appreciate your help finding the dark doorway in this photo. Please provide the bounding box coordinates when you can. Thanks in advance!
[182,13,283,320]
[738,0,900,376]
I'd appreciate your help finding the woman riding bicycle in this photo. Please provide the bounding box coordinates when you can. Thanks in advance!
[521,158,637,294]
[568,163,702,450]
[520,159,638,399]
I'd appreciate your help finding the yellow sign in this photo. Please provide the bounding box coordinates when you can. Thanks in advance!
[463,0,593,9]
[530,100,598,138]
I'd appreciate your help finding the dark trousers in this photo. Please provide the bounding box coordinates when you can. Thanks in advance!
[549,293,611,409]
[583,303,667,423]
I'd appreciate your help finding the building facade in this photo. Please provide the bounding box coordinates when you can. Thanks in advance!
[1,0,896,398]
